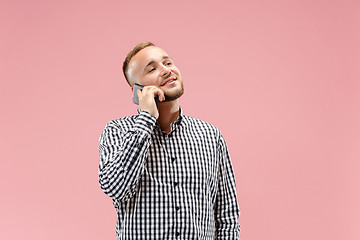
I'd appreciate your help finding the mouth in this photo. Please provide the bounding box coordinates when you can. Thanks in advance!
[161,77,177,86]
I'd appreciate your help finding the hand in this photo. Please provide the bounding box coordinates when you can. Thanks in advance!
[137,86,165,119]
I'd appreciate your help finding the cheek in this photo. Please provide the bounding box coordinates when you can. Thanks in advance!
[139,76,158,86]
[172,67,181,76]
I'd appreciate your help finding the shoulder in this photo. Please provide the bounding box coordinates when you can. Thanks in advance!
[183,115,222,139]
[101,114,139,132]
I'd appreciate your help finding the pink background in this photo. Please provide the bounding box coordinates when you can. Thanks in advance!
[1,0,359,239]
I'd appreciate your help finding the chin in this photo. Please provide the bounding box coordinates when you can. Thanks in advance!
[164,88,184,102]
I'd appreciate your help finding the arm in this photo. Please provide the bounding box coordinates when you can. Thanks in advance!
[98,111,156,201]
[215,133,241,239]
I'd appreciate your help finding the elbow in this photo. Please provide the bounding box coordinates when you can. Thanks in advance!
[98,174,137,201]
[99,174,123,199]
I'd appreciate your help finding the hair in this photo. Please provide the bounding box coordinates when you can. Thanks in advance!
[122,41,155,86]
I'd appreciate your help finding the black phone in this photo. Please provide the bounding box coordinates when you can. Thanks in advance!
[132,83,160,106]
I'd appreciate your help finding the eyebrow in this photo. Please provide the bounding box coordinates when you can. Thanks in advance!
[144,56,170,70]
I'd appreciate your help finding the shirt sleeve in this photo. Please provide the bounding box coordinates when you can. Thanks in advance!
[215,133,241,239]
[98,111,156,201]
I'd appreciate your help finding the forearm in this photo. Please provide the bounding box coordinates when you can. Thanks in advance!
[215,208,241,239]
[215,178,241,240]
[98,111,156,200]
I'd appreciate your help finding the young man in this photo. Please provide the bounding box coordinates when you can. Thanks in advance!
[98,42,240,239]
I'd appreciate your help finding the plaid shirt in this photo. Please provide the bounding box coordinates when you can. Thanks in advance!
[98,109,240,239]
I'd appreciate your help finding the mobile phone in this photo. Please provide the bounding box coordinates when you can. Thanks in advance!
[132,83,143,105]
[132,83,160,106]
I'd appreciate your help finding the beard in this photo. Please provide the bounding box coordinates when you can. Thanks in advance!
[163,82,184,102]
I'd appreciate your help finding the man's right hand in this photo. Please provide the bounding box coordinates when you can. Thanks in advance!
[137,86,165,119]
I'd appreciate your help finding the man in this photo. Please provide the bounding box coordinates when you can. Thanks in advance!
[98,42,241,239]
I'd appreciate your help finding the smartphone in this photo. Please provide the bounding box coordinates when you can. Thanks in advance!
[132,83,160,106]
[132,83,143,105]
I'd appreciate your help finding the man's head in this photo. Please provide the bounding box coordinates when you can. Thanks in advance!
[123,42,184,102]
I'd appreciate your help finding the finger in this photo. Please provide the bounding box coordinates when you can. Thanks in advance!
[153,88,165,101]
[143,86,165,101]
[137,89,142,98]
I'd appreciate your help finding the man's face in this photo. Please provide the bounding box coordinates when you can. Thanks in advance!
[127,46,184,101]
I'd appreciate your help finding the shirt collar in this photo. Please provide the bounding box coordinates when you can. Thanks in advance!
[174,107,184,125]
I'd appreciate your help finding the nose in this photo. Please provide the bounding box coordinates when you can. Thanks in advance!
[161,65,172,77]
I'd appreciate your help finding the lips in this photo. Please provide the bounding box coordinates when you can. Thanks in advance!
[161,77,177,86]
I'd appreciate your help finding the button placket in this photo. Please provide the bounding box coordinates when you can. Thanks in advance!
[166,137,182,237]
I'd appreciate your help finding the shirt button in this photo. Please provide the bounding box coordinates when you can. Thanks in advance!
[171,157,176,162]
[175,206,180,211]
[175,232,180,237]
[174,182,178,187]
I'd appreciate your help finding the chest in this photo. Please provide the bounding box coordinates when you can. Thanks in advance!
[144,128,219,194]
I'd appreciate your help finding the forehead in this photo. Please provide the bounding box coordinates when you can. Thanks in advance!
[129,46,169,69]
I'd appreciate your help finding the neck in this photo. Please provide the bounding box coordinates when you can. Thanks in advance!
[157,100,180,134]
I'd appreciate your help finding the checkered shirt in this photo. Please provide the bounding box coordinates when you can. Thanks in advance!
[98,109,240,239]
